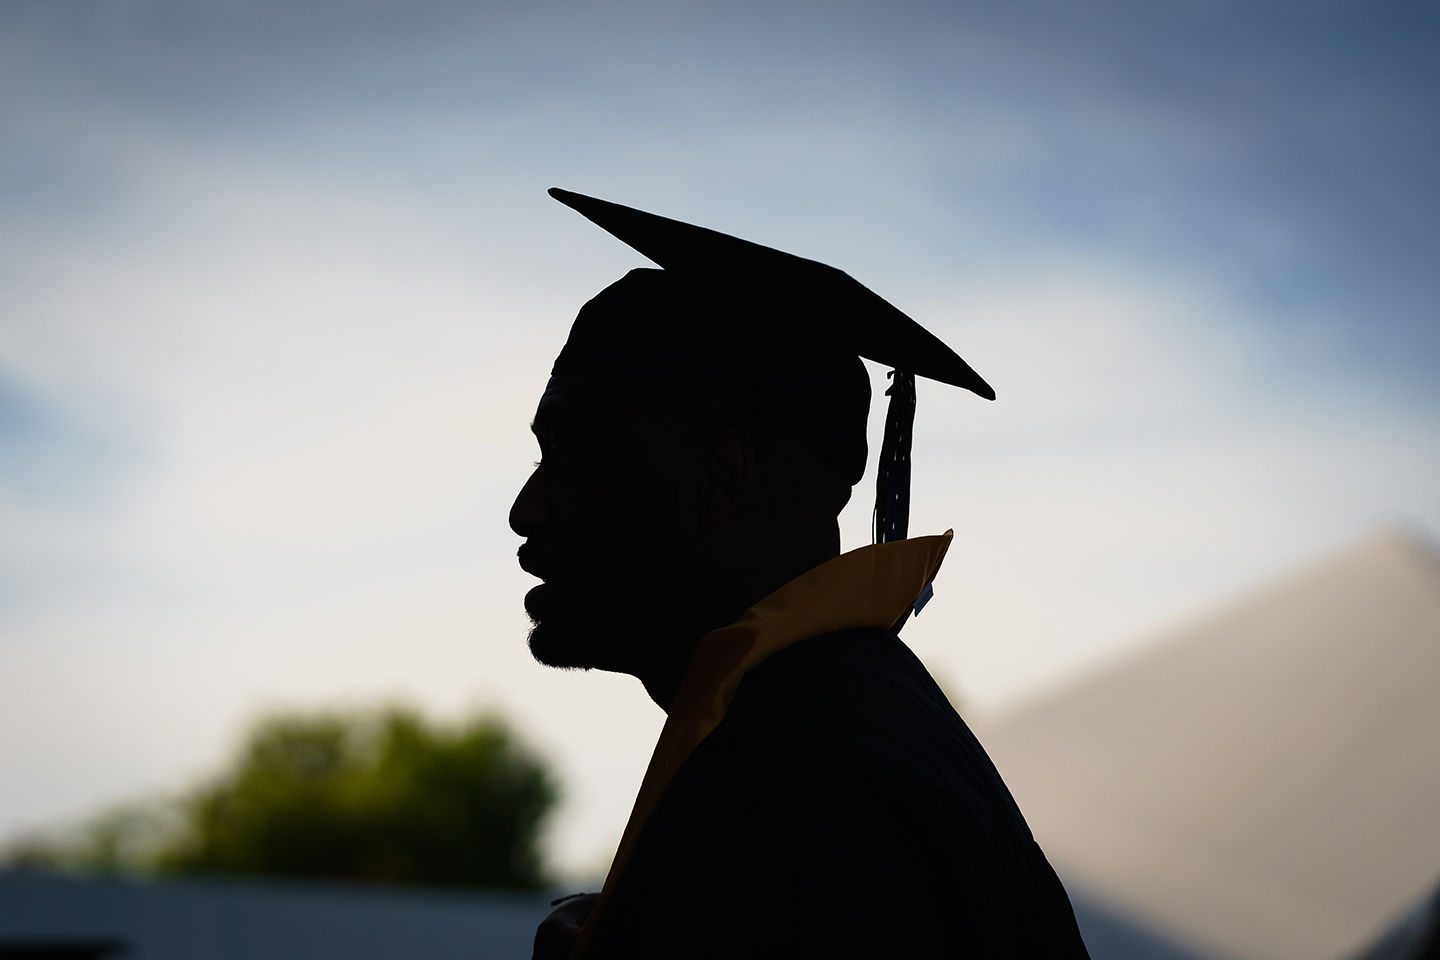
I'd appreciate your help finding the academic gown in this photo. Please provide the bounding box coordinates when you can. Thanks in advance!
[586,628,1090,958]
[569,535,1090,959]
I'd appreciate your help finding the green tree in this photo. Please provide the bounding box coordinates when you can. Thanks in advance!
[157,708,557,889]
[4,800,181,876]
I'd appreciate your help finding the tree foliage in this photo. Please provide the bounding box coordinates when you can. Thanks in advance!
[5,708,558,889]
[154,709,557,889]
[4,800,180,877]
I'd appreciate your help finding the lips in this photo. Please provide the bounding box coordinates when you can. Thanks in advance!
[516,540,551,581]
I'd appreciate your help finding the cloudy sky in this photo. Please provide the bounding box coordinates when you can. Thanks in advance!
[1,0,1436,877]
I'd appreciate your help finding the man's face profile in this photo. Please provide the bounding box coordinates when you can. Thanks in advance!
[509,381,697,676]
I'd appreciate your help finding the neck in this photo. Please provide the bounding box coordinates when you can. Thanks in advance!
[635,533,840,711]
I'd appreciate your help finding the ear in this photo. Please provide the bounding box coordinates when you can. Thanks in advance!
[697,427,756,523]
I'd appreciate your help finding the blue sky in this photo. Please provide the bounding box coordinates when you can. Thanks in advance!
[1,0,1436,876]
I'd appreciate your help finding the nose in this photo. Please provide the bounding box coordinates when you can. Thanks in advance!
[510,465,546,538]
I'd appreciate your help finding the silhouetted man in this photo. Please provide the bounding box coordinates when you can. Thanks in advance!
[515,189,1090,959]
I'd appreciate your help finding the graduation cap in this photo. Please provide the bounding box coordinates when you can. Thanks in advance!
[545,187,993,544]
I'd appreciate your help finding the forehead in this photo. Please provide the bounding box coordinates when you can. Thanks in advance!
[531,377,710,465]
[530,377,654,441]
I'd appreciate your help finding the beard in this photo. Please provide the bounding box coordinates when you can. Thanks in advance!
[525,580,615,670]
[522,532,695,675]
[522,545,655,672]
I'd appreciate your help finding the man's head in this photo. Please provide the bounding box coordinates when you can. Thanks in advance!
[509,375,851,706]
[511,188,994,707]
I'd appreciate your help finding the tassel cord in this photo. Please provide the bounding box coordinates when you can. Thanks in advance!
[873,369,916,544]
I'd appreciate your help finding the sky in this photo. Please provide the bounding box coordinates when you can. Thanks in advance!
[1,0,1437,878]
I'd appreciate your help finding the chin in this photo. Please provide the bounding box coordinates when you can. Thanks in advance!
[524,582,613,671]
[526,610,592,670]
[526,625,591,670]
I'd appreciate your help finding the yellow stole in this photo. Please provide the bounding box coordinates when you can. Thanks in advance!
[571,531,953,958]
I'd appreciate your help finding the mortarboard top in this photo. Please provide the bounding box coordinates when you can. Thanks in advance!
[545,187,993,543]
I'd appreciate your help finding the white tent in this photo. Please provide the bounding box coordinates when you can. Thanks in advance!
[979,528,1440,960]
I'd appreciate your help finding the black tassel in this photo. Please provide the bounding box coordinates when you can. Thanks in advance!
[873,369,916,544]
